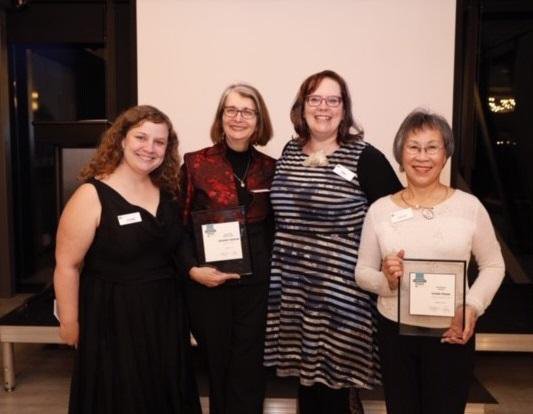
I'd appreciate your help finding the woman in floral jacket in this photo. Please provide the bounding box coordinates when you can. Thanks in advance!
[179,83,275,414]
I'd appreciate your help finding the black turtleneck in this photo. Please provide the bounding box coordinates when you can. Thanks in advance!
[225,145,253,208]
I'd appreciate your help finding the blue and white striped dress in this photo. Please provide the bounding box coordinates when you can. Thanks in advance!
[264,138,380,389]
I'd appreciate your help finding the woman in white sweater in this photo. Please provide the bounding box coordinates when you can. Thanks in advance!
[355,109,505,414]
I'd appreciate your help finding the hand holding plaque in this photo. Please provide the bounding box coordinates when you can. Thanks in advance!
[382,249,405,290]
[189,266,240,288]
[441,305,478,344]
[397,259,466,337]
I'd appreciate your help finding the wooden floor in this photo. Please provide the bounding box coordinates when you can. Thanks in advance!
[2,341,532,413]
[2,296,533,413]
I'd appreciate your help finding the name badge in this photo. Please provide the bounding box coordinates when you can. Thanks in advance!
[333,164,355,181]
[117,212,142,226]
[250,188,270,193]
[390,208,414,223]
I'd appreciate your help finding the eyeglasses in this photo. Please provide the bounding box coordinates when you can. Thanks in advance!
[223,106,257,120]
[404,143,444,156]
[306,95,343,107]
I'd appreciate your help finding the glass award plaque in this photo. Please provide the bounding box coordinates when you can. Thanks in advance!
[398,259,466,337]
[191,206,252,275]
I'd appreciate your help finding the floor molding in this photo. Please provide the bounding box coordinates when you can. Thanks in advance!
[199,397,489,414]
[476,333,533,352]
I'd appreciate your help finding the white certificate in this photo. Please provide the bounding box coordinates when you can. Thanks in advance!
[409,272,455,317]
[201,221,243,263]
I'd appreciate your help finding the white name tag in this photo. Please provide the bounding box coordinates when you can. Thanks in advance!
[333,164,355,181]
[117,212,142,226]
[390,208,414,223]
[250,188,270,193]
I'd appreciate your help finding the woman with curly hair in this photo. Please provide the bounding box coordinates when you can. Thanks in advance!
[54,105,201,413]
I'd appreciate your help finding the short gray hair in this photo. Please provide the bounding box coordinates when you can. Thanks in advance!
[393,108,454,169]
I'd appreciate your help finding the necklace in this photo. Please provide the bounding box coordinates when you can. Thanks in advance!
[233,156,251,188]
[400,187,449,220]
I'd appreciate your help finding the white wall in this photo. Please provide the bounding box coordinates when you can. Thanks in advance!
[137,0,456,182]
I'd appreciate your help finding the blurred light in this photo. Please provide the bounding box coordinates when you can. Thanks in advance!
[488,96,516,113]
[495,139,517,146]
[31,90,39,112]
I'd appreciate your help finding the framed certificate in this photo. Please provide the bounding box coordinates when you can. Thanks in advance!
[191,206,252,275]
[398,259,466,337]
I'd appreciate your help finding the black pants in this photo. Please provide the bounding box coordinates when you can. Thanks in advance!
[187,281,268,414]
[297,383,351,414]
[377,314,475,414]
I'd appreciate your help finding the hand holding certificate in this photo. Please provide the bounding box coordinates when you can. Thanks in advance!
[382,249,405,290]
[441,305,478,344]
[189,266,240,288]
[397,258,466,337]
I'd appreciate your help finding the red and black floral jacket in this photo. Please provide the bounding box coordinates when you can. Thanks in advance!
[178,143,276,284]
[179,143,276,225]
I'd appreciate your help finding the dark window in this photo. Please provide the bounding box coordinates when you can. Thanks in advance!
[5,1,136,293]
[454,0,533,334]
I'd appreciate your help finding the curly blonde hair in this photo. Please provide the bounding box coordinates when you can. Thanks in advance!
[80,105,180,196]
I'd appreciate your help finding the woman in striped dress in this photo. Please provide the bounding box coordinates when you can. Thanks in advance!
[264,70,402,413]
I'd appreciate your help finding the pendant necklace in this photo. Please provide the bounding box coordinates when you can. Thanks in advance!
[400,187,449,220]
[233,156,251,188]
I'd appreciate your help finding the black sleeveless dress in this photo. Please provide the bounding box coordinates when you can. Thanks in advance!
[69,179,201,414]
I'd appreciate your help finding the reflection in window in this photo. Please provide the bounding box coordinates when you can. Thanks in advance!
[11,45,105,291]
[473,13,533,280]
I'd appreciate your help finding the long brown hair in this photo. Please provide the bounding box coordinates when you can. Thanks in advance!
[290,70,364,145]
[79,105,180,195]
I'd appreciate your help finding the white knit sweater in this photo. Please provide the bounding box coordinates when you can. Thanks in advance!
[355,189,505,327]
